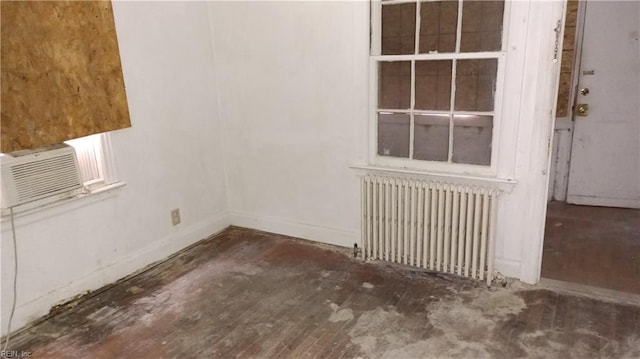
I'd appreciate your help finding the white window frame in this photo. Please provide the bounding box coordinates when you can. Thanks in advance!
[0,132,123,217]
[65,132,119,192]
[369,0,510,177]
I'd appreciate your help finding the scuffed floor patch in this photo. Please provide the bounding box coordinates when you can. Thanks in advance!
[346,281,640,359]
[328,303,354,323]
[348,284,528,358]
[7,228,640,359]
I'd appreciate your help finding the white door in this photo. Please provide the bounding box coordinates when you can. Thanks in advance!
[566,0,640,209]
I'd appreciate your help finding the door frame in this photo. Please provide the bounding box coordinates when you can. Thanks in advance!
[550,0,588,202]
[514,0,567,284]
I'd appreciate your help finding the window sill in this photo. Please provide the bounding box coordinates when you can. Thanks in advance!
[349,164,517,193]
[1,182,126,225]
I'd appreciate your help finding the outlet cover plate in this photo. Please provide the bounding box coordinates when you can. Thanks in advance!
[171,208,181,226]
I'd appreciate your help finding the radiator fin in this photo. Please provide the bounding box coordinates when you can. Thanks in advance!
[1,145,83,207]
[362,175,499,285]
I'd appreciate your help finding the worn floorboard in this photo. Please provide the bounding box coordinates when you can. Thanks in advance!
[7,226,640,358]
[543,201,640,294]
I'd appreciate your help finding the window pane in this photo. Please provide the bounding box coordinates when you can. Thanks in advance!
[379,61,411,109]
[452,115,492,165]
[415,60,452,111]
[460,0,505,52]
[378,113,410,158]
[454,59,498,111]
[382,3,416,55]
[414,114,450,161]
[419,1,458,53]
[65,134,104,184]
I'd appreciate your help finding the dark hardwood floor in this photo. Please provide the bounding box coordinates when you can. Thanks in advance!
[7,226,640,358]
[543,201,640,294]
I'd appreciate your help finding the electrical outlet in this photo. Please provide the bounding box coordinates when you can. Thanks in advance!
[171,208,181,226]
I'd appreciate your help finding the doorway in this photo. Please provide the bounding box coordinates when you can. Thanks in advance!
[542,0,640,295]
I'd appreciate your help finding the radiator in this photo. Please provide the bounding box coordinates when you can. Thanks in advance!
[361,175,499,285]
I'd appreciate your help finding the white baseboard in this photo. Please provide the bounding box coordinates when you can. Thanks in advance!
[566,195,640,209]
[228,210,359,249]
[5,212,230,336]
[231,210,523,281]
[494,257,521,280]
[6,211,525,337]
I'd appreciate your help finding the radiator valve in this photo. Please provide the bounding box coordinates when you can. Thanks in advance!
[353,243,362,258]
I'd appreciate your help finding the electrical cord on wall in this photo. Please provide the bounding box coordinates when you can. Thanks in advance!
[2,207,18,352]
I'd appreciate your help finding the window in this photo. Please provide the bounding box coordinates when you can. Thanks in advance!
[0,133,120,213]
[371,0,506,171]
[65,133,118,191]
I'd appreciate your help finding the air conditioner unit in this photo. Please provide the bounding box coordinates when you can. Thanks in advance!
[1,144,84,208]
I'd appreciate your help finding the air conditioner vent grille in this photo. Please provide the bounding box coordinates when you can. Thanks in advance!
[1,145,83,207]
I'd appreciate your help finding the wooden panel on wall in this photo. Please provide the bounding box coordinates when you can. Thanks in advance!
[556,0,579,117]
[1,0,131,153]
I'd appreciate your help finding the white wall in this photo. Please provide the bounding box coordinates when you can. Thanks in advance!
[210,1,369,248]
[1,0,565,336]
[1,1,229,335]
[209,0,563,283]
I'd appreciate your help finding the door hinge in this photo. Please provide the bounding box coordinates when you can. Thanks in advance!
[553,20,562,63]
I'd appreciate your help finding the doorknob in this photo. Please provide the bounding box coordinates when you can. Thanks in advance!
[576,104,589,116]
[580,88,590,95]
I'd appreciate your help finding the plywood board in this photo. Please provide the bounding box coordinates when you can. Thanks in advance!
[1,0,131,153]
